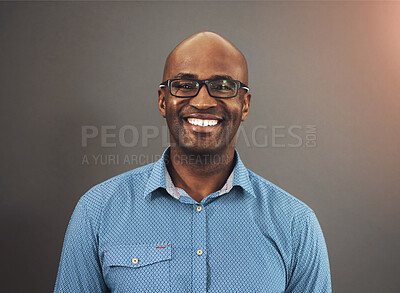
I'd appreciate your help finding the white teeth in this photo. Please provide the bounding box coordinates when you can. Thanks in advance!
[187,118,219,127]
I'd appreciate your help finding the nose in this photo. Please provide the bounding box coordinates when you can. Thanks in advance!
[188,84,217,109]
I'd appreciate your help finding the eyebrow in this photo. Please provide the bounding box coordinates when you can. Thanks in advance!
[174,73,197,79]
[210,75,234,80]
[174,73,234,80]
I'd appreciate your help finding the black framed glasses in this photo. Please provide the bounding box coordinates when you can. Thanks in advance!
[159,79,250,98]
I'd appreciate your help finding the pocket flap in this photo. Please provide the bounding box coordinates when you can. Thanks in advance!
[104,243,172,268]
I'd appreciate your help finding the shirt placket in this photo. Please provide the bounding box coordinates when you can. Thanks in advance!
[192,203,207,293]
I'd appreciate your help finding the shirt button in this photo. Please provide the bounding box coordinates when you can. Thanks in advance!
[196,249,203,256]
[132,258,139,264]
[196,205,202,212]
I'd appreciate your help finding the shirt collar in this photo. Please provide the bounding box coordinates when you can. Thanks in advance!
[143,146,255,200]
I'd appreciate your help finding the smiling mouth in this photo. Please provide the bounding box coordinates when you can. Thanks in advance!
[187,118,219,127]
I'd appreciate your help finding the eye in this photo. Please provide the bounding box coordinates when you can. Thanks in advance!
[178,83,197,90]
[216,84,233,90]
[172,80,198,91]
[210,80,236,91]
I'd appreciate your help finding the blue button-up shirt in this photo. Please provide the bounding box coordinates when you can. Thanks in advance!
[55,147,331,292]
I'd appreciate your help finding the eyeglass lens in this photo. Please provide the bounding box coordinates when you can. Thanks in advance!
[170,79,238,97]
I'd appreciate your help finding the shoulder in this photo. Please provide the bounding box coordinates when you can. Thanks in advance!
[77,162,156,223]
[246,169,314,224]
[85,162,154,198]
[248,169,313,215]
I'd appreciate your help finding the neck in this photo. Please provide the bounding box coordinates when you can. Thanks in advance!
[166,144,236,202]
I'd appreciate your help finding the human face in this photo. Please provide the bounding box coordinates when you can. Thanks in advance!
[158,40,251,154]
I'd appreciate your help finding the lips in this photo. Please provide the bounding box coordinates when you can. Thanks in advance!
[182,114,223,133]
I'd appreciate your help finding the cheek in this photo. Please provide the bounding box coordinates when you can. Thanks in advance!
[165,99,187,122]
[165,99,177,116]
[226,102,244,121]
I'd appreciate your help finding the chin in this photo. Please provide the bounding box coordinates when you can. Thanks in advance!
[178,142,227,155]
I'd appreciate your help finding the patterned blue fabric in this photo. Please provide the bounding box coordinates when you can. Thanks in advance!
[55,147,331,292]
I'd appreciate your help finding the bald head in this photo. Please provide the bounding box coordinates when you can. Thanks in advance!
[163,31,248,84]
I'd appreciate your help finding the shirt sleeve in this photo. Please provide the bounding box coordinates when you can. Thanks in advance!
[286,211,332,293]
[54,197,107,293]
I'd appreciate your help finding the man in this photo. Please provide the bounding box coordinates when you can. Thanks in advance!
[55,32,331,292]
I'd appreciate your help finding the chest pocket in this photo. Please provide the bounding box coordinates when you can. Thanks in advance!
[103,243,172,293]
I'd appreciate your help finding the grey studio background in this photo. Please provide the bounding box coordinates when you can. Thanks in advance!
[1,1,399,292]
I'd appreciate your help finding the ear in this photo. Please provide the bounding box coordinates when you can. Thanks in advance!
[241,92,251,121]
[158,88,167,118]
